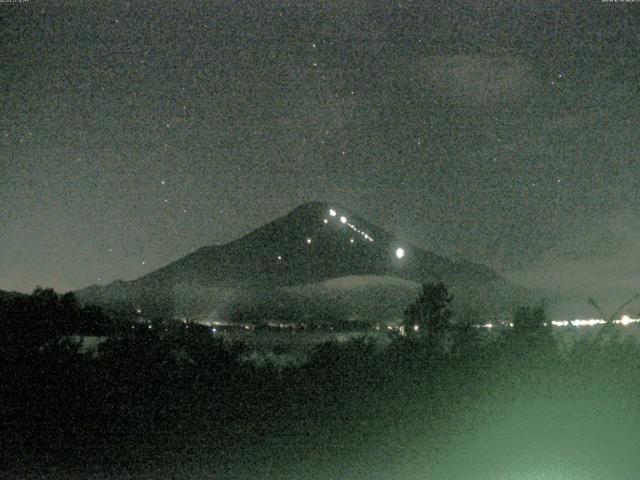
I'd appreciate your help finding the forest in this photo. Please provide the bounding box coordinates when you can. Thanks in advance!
[2,285,639,479]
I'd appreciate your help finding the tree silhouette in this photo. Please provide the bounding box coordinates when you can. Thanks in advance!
[512,304,548,335]
[403,282,453,338]
[507,304,557,360]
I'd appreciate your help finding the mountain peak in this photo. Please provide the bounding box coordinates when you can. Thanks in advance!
[291,200,330,213]
[76,202,533,318]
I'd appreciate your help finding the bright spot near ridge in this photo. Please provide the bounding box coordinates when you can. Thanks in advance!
[340,216,347,224]
[395,247,405,259]
[329,209,336,216]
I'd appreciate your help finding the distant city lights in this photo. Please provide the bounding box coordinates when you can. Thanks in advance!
[395,247,405,259]
[620,314,634,326]
[329,209,337,217]
[340,216,347,224]
[476,316,640,330]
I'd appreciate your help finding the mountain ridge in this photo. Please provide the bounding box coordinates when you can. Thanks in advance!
[76,202,533,321]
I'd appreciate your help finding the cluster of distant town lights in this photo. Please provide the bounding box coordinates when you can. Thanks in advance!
[275,208,406,261]
[477,315,640,330]
[139,312,640,334]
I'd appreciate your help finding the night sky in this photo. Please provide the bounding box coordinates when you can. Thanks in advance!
[2,1,639,312]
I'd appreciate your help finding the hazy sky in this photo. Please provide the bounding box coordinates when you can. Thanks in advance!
[2,1,639,310]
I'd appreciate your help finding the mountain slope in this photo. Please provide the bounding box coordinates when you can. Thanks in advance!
[77,202,532,320]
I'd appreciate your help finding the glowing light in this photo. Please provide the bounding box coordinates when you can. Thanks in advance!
[350,238,354,243]
[329,209,336,217]
[395,247,405,259]
[277,255,282,260]
[619,315,634,326]
[323,219,328,224]
[571,319,606,327]
[306,238,312,244]
[340,216,347,224]
[413,324,419,332]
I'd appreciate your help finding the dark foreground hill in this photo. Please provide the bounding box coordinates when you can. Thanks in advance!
[77,202,534,322]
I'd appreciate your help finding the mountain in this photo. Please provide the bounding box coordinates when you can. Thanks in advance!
[77,202,533,323]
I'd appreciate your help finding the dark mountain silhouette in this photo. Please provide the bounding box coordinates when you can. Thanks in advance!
[76,202,533,322]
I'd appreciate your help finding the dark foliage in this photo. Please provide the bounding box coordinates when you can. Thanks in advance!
[2,287,640,479]
[402,282,453,347]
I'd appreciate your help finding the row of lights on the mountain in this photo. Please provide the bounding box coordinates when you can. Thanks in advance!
[277,208,405,261]
[327,208,374,243]
[329,208,405,259]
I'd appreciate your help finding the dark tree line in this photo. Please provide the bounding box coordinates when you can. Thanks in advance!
[2,282,640,479]
[0,287,131,357]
